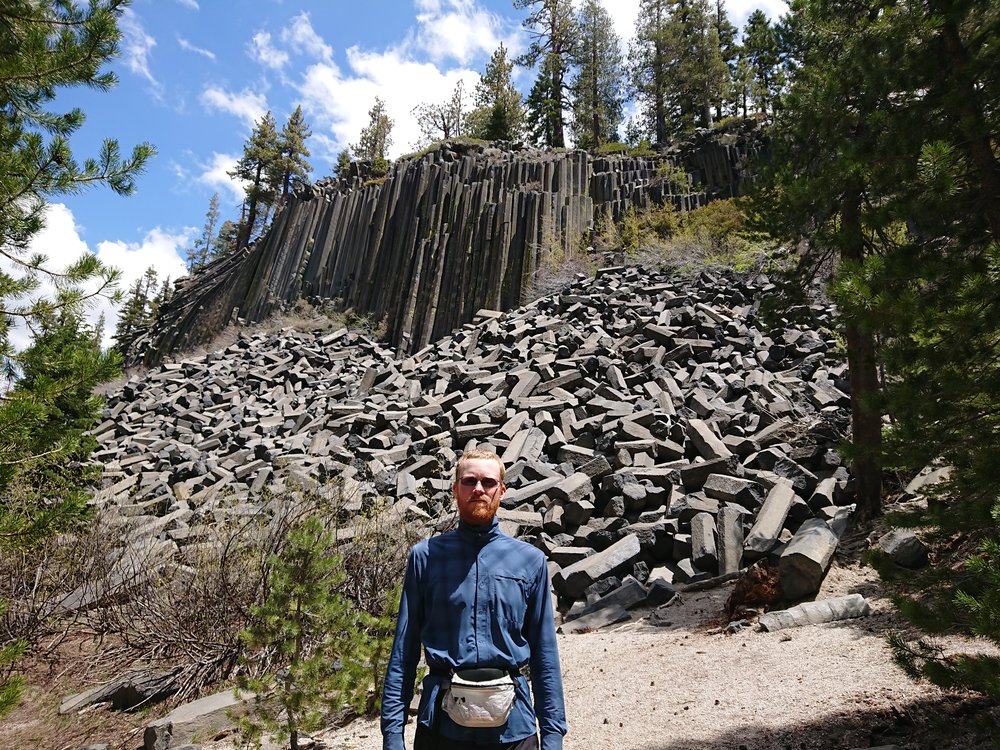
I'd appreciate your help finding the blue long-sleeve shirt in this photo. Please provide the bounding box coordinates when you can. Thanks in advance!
[381,516,567,750]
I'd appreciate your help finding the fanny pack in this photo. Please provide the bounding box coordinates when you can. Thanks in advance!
[441,667,517,728]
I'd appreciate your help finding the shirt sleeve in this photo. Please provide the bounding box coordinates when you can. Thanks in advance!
[381,546,423,749]
[525,556,568,749]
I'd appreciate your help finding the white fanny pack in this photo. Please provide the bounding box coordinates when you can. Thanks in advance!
[441,669,517,728]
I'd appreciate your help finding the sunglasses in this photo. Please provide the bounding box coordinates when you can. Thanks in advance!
[459,477,501,490]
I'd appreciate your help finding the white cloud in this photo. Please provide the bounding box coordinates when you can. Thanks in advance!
[94,229,191,348]
[296,48,479,159]
[727,0,789,28]
[177,37,216,61]
[280,13,333,63]
[175,0,199,8]
[199,85,268,129]
[249,31,290,70]
[196,153,245,206]
[9,204,189,350]
[413,0,504,65]
[119,9,161,95]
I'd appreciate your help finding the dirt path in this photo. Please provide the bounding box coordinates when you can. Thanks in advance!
[217,562,996,750]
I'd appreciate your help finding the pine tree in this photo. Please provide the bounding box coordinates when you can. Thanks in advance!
[623,117,644,148]
[514,0,577,148]
[630,0,728,138]
[351,97,393,176]
[630,0,672,145]
[0,0,151,715]
[185,192,220,272]
[1,308,120,714]
[333,148,352,180]
[213,219,240,258]
[236,517,386,750]
[411,80,466,147]
[712,0,739,119]
[112,266,161,353]
[741,10,784,117]
[275,106,312,209]
[570,0,626,150]
[229,111,280,250]
[466,44,525,142]
[523,57,561,147]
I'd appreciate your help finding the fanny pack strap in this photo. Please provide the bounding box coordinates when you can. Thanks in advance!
[429,663,530,681]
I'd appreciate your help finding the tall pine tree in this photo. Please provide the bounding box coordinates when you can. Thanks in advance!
[629,0,672,145]
[740,10,784,117]
[515,0,577,148]
[351,97,393,176]
[275,106,312,210]
[229,111,280,250]
[570,0,626,150]
[184,192,220,272]
[466,44,525,142]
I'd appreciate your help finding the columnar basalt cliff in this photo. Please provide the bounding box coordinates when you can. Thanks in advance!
[127,128,761,366]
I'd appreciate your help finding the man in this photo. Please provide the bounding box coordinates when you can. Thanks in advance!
[381,448,567,750]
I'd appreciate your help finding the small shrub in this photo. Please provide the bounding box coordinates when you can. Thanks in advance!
[596,142,629,155]
[628,139,656,157]
[235,516,389,750]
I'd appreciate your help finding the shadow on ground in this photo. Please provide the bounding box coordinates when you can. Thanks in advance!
[644,692,1000,750]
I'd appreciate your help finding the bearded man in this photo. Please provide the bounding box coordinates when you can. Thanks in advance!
[380,448,567,750]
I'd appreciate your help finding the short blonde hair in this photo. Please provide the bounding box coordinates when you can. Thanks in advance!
[454,448,505,483]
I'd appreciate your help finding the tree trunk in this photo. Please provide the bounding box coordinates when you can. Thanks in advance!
[938,13,1000,239]
[591,43,600,147]
[551,61,565,148]
[654,43,668,146]
[841,180,882,517]
[239,164,264,250]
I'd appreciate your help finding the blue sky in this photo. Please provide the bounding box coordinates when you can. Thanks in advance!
[24,0,786,348]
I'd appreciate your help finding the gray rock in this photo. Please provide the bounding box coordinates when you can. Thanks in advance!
[878,529,928,568]
[553,533,643,599]
[144,689,248,750]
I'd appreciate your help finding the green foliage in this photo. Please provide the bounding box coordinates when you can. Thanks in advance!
[607,194,778,274]
[889,634,1000,697]
[0,610,26,717]
[1,309,118,545]
[595,142,629,155]
[236,516,399,750]
[184,192,221,272]
[515,0,577,147]
[628,140,656,157]
[273,106,312,208]
[229,111,281,249]
[758,0,1000,697]
[629,0,729,142]
[352,98,393,167]
[466,44,525,142]
[113,265,168,353]
[739,9,785,117]
[0,2,149,716]
[570,0,626,150]
[333,148,352,180]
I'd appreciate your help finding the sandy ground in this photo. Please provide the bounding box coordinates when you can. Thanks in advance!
[203,561,998,750]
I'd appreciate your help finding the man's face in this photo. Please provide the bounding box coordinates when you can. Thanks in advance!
[454,457,506,525]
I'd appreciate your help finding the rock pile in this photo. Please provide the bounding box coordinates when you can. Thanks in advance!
[93,265,855,614]
[125,128,763,367]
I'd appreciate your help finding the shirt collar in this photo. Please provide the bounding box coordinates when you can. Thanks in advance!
[457,515,501,544]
